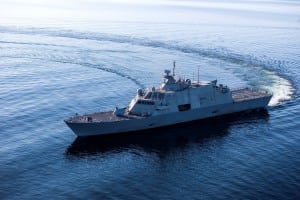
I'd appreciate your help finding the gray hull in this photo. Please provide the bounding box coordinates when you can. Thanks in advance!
[65,96,271,137]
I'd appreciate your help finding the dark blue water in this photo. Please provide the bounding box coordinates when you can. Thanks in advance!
[1,18,300,199]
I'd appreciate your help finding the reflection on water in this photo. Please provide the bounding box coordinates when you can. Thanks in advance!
[66,110,269,157]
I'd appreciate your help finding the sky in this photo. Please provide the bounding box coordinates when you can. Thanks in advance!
[0,0,300,26]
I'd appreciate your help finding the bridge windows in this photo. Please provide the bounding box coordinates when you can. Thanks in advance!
[144,91,165,100]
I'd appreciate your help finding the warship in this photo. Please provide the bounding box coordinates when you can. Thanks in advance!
[65,64,272,137]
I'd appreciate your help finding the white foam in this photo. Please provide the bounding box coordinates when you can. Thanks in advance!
[261,70,294,106]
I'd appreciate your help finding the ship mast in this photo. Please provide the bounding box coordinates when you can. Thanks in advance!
[198,65,200,83]
[173,60,176,77]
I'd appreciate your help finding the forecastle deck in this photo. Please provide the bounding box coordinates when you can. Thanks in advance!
[66,111,145,123]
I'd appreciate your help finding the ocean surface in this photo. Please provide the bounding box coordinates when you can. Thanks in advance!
[1,0,300,199]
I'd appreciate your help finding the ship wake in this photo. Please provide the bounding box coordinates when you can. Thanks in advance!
[0,26,294,106]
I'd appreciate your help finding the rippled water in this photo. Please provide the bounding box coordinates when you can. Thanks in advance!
[1,5,300,200]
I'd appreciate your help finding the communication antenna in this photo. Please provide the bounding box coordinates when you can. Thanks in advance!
[197,65,200,83]
[192,71,194,82]
[173,60,176,77]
